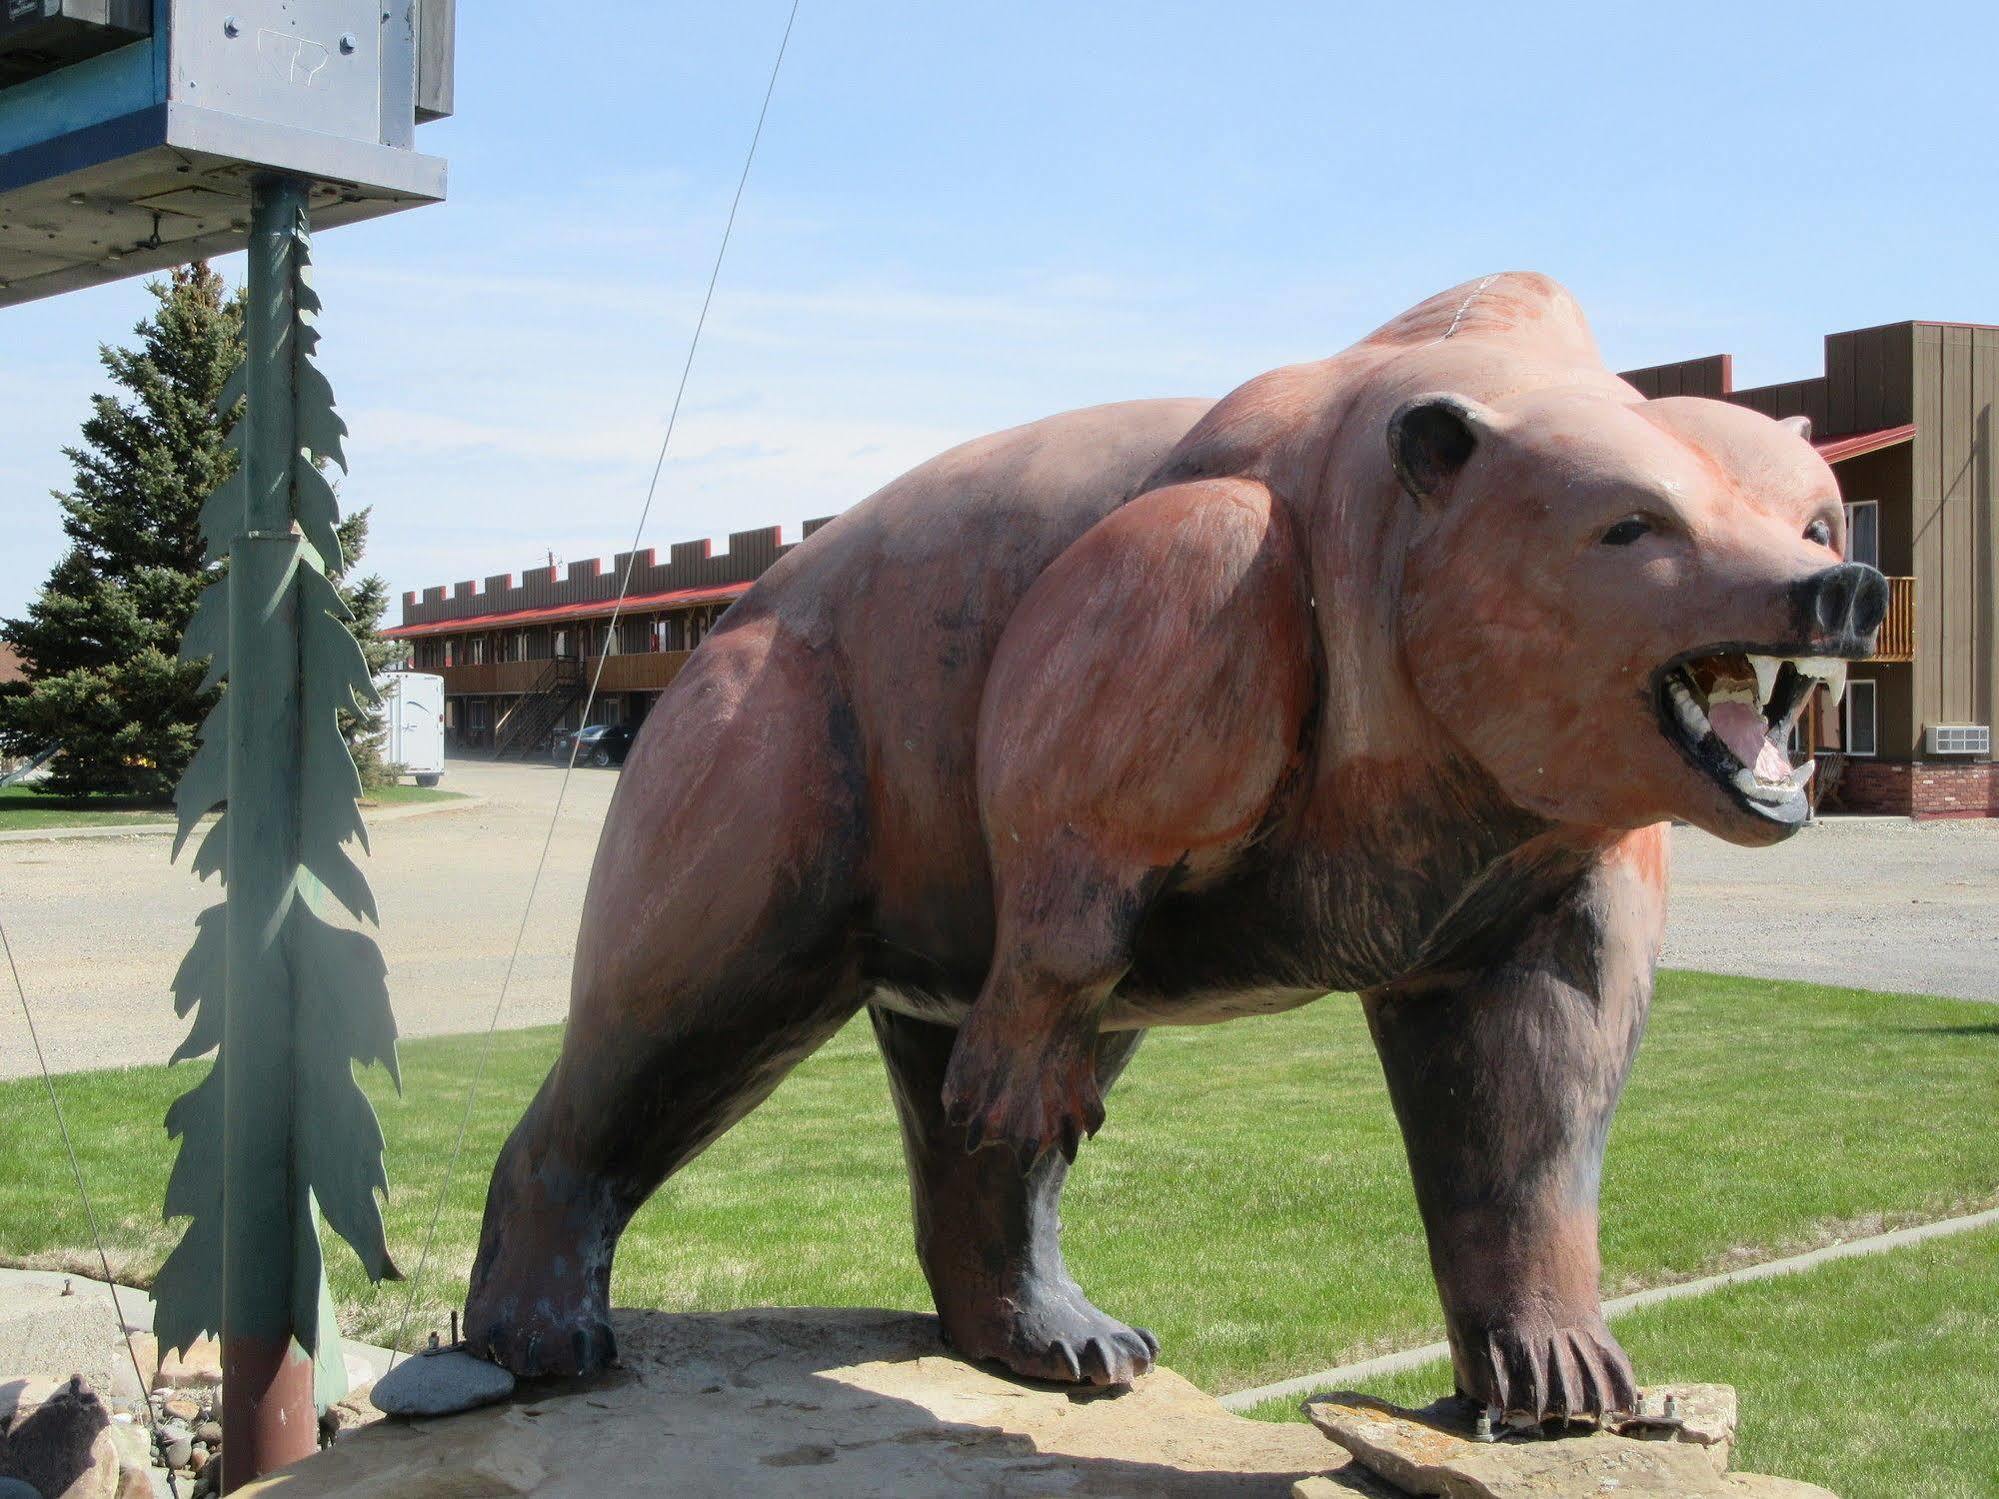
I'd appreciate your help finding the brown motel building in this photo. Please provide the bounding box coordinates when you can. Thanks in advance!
[391,316,1999,817]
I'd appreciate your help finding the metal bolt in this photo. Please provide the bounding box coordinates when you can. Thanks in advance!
[426,1330,440,1351]
[222,15,240,36]
[1476,1405,1499,1442]
[339,32,358,54]
[1663,1393,1680,1422]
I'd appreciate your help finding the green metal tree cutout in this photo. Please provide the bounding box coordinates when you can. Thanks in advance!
[154,182,401,1361]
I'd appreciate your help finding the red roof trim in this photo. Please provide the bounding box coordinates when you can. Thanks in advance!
[1814,423,1916,465]
[386,581,750,639]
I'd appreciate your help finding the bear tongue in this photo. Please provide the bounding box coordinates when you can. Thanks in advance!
[1707,700,1792,782]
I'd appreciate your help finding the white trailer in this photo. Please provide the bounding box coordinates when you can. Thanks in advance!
[375,671,446,786]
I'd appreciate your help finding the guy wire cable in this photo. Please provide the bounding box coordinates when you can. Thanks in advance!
[386,0,803,1370]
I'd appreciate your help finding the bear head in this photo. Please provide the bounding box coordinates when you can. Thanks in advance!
[1392,386,1887,846]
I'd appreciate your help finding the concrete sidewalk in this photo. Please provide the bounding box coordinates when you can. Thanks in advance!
[0,1266,395,1404]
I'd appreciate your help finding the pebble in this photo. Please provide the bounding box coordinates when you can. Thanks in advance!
[161,1430,193,1468]
[162,1396,200,1422]
[368,1348,516,1418]
[195,1420,223,1446]
[0,1480,41,1499]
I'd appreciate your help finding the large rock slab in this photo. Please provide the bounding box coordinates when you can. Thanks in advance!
[1304,1388,1837,1498]
[0,1275,146,1405]
[0,1375,120,1499]
[238,1307,1391,1497]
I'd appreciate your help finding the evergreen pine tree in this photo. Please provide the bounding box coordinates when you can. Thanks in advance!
[0,266,242,798]
[1,264,395,797]
[333,505,400,790]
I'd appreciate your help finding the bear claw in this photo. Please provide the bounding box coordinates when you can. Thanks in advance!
[1461,1314,1636,1422]
[940,1273,1159,1389]
[941,1021,1106,1165]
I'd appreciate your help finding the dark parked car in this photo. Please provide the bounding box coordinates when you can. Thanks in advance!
[552,723,636,767]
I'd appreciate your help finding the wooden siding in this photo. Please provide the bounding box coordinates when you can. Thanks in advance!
[1620,354,1731,400]
[1824,322,1916,433]
[1728,377,1829,434]
[1909,323,1999,741]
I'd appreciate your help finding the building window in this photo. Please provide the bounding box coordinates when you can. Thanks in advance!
[1844,500,1879,571]
[1844,678,1878,756]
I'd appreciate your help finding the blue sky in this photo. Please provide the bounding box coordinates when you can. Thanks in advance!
[4,1,1995,618]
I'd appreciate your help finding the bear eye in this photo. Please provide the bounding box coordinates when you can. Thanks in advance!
[1804,518,1833,548]
[1600,517,1652,547]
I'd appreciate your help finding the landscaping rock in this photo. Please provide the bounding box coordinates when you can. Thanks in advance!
[158,1427,192,1469]
[237,1306,1389,1497]
[0,1479,43,1499]
[1303,1387,1838,1498]
[367,1348,515,1418]
[0,1374,120,1499]
[146,1338,222,1394]
[193,1421,222,1447]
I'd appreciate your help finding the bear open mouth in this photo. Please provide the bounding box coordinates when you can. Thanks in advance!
[1654,650,1848,825]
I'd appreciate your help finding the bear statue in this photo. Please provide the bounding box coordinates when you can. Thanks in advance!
[464,272,1886,1420]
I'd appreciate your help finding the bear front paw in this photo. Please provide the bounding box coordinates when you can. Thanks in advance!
[1456,1311,1637,1422]
[941,1015,1105,1165]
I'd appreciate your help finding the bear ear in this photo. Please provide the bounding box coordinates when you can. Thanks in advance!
[1778,413,1812,442]
[1387,393,1494,504]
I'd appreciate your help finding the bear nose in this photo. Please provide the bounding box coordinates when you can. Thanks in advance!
[1793,562,1889,647]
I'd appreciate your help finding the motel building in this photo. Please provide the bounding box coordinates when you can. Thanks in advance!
[392,316,1997,815]
[1625,317,1997,817]
[387,520,836,758]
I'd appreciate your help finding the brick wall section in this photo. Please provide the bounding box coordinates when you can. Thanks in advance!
[1831,759,1999,817]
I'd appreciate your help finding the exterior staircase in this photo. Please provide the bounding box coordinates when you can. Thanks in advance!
[493,655,586,759]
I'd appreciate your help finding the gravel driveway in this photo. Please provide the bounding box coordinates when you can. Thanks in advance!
[3,761,1994,1079]
[1663,816,1999,1003]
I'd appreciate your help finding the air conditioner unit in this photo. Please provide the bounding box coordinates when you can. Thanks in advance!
[1925,724,1991,756]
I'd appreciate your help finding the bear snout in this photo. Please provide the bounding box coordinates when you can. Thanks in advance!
[1790,562,1889,653]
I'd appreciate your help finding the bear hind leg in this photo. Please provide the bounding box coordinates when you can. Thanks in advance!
[873,1005,1157,1387]
[465,952,863,1377]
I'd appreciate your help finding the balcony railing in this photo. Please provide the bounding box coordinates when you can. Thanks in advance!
[431,650,694,697]
[1872,576,1914,663]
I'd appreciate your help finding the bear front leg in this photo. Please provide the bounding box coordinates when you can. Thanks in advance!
[1364,829,1665,1422]
[942,858,1142,1163]
[953,477,1315,1164]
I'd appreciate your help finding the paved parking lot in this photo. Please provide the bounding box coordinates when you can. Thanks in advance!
[2,758,614,1078]
[3,759,1994,1079]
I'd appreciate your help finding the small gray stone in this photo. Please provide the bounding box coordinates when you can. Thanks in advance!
[0,1479,42,1499]
[161,1430,193,1467]
[368,1350,515,1418]
[194,1421,222,1447]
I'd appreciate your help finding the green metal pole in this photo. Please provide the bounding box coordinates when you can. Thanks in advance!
[222,172,318,1486]
[157,168,400,1494]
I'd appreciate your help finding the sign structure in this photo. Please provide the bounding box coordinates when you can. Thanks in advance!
[0,0,449,305]
[1,1,451,1487]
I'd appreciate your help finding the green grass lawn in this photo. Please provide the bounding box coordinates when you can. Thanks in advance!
[358,783,468,808]
[0,784,172,829]
[1259,1227,1999,1499]
[0,781,461,830]
[3,972,1995,1401]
